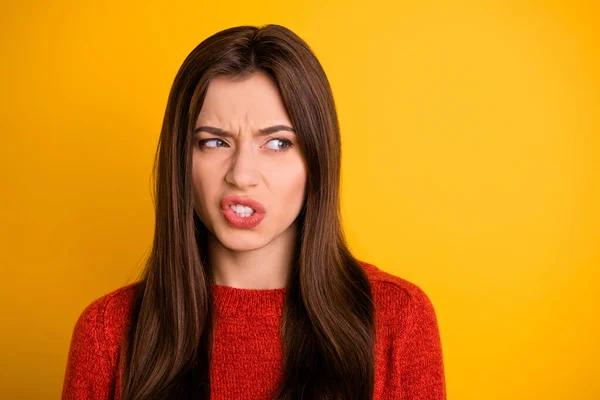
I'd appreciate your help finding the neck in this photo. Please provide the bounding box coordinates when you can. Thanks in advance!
[207,220,298,289]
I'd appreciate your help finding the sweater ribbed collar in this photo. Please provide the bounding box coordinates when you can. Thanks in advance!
[210,283,287,317]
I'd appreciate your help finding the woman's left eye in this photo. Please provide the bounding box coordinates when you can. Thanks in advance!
[265,138,293,151]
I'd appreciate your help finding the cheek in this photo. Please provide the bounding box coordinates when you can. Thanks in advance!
[192,160,218,212]
[273,163,308,211]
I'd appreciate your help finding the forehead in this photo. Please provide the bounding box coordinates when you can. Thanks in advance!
[197,71,291,124]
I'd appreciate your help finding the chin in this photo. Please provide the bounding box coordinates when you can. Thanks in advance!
[217,228,270,252]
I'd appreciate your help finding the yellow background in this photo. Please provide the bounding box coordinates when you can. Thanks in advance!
[1,0,598,398]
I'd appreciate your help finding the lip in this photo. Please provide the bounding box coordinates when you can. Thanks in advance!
[221,195,266,213]
[221,195,266,229]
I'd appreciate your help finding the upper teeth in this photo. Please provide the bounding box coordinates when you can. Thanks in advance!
[230,204,255,214]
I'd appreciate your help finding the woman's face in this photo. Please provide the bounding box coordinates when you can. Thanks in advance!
[192,71,307,252]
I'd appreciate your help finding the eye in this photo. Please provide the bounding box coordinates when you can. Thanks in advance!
[265,138,293,151]
[198,138,228,148]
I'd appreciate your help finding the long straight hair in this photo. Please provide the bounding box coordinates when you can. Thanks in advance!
[119,24,375,400]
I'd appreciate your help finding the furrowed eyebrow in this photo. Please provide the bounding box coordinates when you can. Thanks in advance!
[194,124,295,137]
[258,125,295,135]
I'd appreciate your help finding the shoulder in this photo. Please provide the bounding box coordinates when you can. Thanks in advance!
[356,260,447,396]
[63,282,142,396]
[71,281,142,365]
[356,259,439,331]
[75,281,141,332]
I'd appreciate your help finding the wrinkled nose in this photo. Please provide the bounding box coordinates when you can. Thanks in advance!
[225,142,260,190]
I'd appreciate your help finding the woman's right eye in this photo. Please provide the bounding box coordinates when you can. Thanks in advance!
[198,139,228,148]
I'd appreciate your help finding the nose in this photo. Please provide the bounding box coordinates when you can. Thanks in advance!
[224,140,260,190]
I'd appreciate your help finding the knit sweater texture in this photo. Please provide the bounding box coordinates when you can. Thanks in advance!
[62,260,446,399]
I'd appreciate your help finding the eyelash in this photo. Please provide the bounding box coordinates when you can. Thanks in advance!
[197,137,294,151]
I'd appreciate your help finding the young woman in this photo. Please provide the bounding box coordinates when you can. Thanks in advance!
[62,24,446,400]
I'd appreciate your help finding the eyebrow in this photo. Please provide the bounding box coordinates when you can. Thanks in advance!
[193,124,295,137]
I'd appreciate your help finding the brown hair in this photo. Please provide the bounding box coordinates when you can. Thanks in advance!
[119,24,375,400]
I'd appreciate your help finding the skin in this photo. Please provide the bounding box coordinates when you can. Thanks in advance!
[192,71,308,289]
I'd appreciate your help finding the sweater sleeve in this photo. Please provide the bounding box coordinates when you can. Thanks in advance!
[62,294,116,400]
[396,286,447,399]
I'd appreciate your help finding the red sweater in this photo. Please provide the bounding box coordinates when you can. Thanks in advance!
[62,260,446,399]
